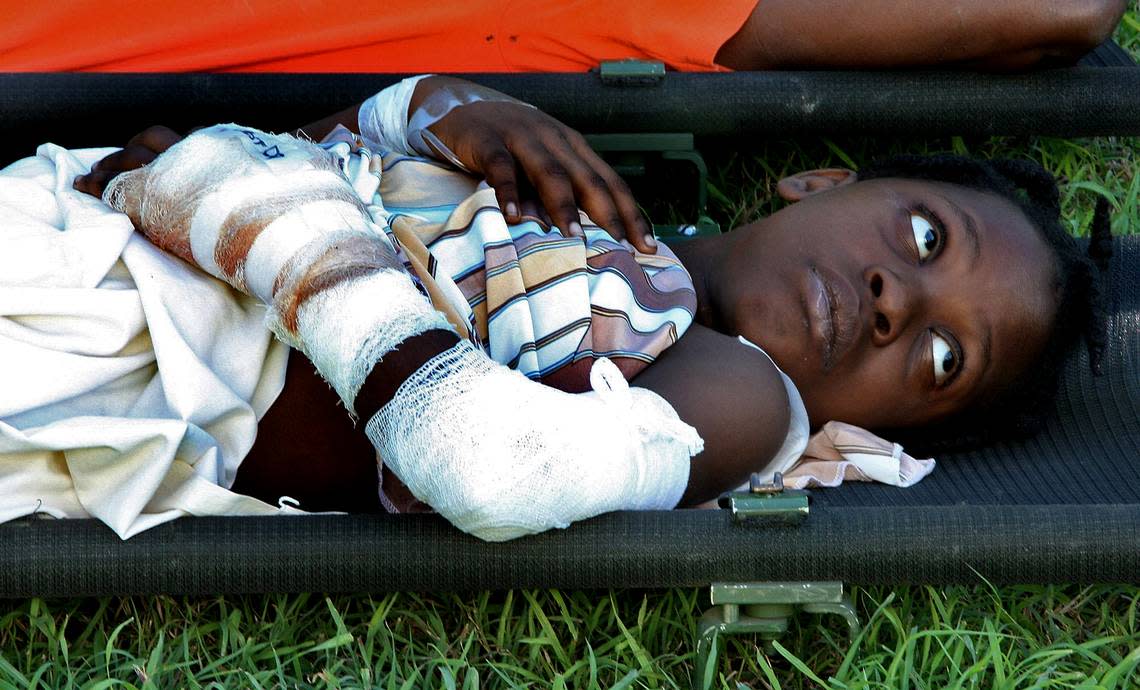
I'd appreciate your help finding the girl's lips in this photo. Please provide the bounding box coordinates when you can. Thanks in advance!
[806,266,860,371]
[806,268,835,365]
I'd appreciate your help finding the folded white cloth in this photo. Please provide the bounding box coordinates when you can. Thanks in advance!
[0,143,298,538]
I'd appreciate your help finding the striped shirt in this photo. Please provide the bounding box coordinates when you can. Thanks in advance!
[326,129,698,393]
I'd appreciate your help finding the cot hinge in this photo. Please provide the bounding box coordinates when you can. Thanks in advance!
[583,131,720,243]
[718,472,810,525]
[693,581,861,690]
[598,59,666,86]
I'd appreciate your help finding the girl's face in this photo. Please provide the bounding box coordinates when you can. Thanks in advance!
[726,176,1057,429]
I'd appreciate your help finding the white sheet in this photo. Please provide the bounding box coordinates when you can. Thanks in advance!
[0,143,297,538]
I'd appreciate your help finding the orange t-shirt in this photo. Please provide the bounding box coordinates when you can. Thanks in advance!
[2,1,756,72]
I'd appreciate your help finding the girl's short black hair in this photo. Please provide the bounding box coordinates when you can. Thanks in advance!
[857,154,1113,453]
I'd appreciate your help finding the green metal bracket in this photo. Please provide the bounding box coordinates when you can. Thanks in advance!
[693,582,861,690]
[598,59,666,86]
[689,474,833,688]
[586,133,695,152]
[583,132,720,243]
[662,149,709,212]
[718,472,810,526]
[653,216,721,244]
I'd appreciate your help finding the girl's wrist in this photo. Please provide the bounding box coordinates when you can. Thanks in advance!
[354,329,461,422]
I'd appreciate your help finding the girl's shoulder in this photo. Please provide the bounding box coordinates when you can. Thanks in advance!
[631,322,796,505]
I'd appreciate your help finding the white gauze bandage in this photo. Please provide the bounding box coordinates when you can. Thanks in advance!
[366,340,703,542]
[104,124,452,412]
[358,75,535,171]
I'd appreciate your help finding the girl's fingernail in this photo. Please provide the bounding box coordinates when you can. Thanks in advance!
[569,221,584,237]
[505,202,518,218]
[644,233,658,248]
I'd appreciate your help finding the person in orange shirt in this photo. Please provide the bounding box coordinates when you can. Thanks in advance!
[2,0,1127,73]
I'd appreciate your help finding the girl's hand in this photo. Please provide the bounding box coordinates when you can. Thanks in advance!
[73,125,183,198]
[420,81,657,254]
[75,93,659,255]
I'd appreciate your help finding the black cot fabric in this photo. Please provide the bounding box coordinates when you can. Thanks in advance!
[1079,38,1137,67]
[2,66,1140,165]
[2,57,1139,596]
[3,505,1140,597]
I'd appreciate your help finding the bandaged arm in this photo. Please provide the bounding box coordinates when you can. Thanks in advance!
[104,124,702,541]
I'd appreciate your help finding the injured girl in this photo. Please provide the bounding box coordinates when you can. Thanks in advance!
[5,76,1108,541]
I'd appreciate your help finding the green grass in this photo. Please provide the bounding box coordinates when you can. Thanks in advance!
[703,126,1138,239]
[1,587,1138,688]
[3,9,1139,690]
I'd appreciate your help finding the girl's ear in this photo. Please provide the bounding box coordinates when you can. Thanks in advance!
[776,168,857,202]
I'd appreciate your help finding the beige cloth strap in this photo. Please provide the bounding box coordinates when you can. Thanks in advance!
[386,222,472,340]
[782,421,936,489]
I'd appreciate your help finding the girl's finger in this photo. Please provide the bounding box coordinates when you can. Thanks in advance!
[474,140,522,223]
[516,198,552,226]
[73,169,119,197]
[90,144,159,174]
[513,138,583,240]
[567,134,657,254]
[541,132,631,246]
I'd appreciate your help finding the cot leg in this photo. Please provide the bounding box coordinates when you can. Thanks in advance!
[692,582,860,690]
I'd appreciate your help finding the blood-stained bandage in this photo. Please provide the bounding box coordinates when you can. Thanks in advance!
[103,125,452,412]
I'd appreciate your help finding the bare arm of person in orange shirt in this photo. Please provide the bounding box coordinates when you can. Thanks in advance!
[716,0,1128,71]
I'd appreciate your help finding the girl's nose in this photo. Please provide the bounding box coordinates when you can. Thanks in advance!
[865,265,921,346]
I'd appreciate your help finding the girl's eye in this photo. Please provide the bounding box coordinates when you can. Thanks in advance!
[910,213,942,261]
[931,332,958,386]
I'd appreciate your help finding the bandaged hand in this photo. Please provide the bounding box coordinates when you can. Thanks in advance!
[359,76,658,254]
[367,340,702,541]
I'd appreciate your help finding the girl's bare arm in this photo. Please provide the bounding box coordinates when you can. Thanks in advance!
[632,323,791,506]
